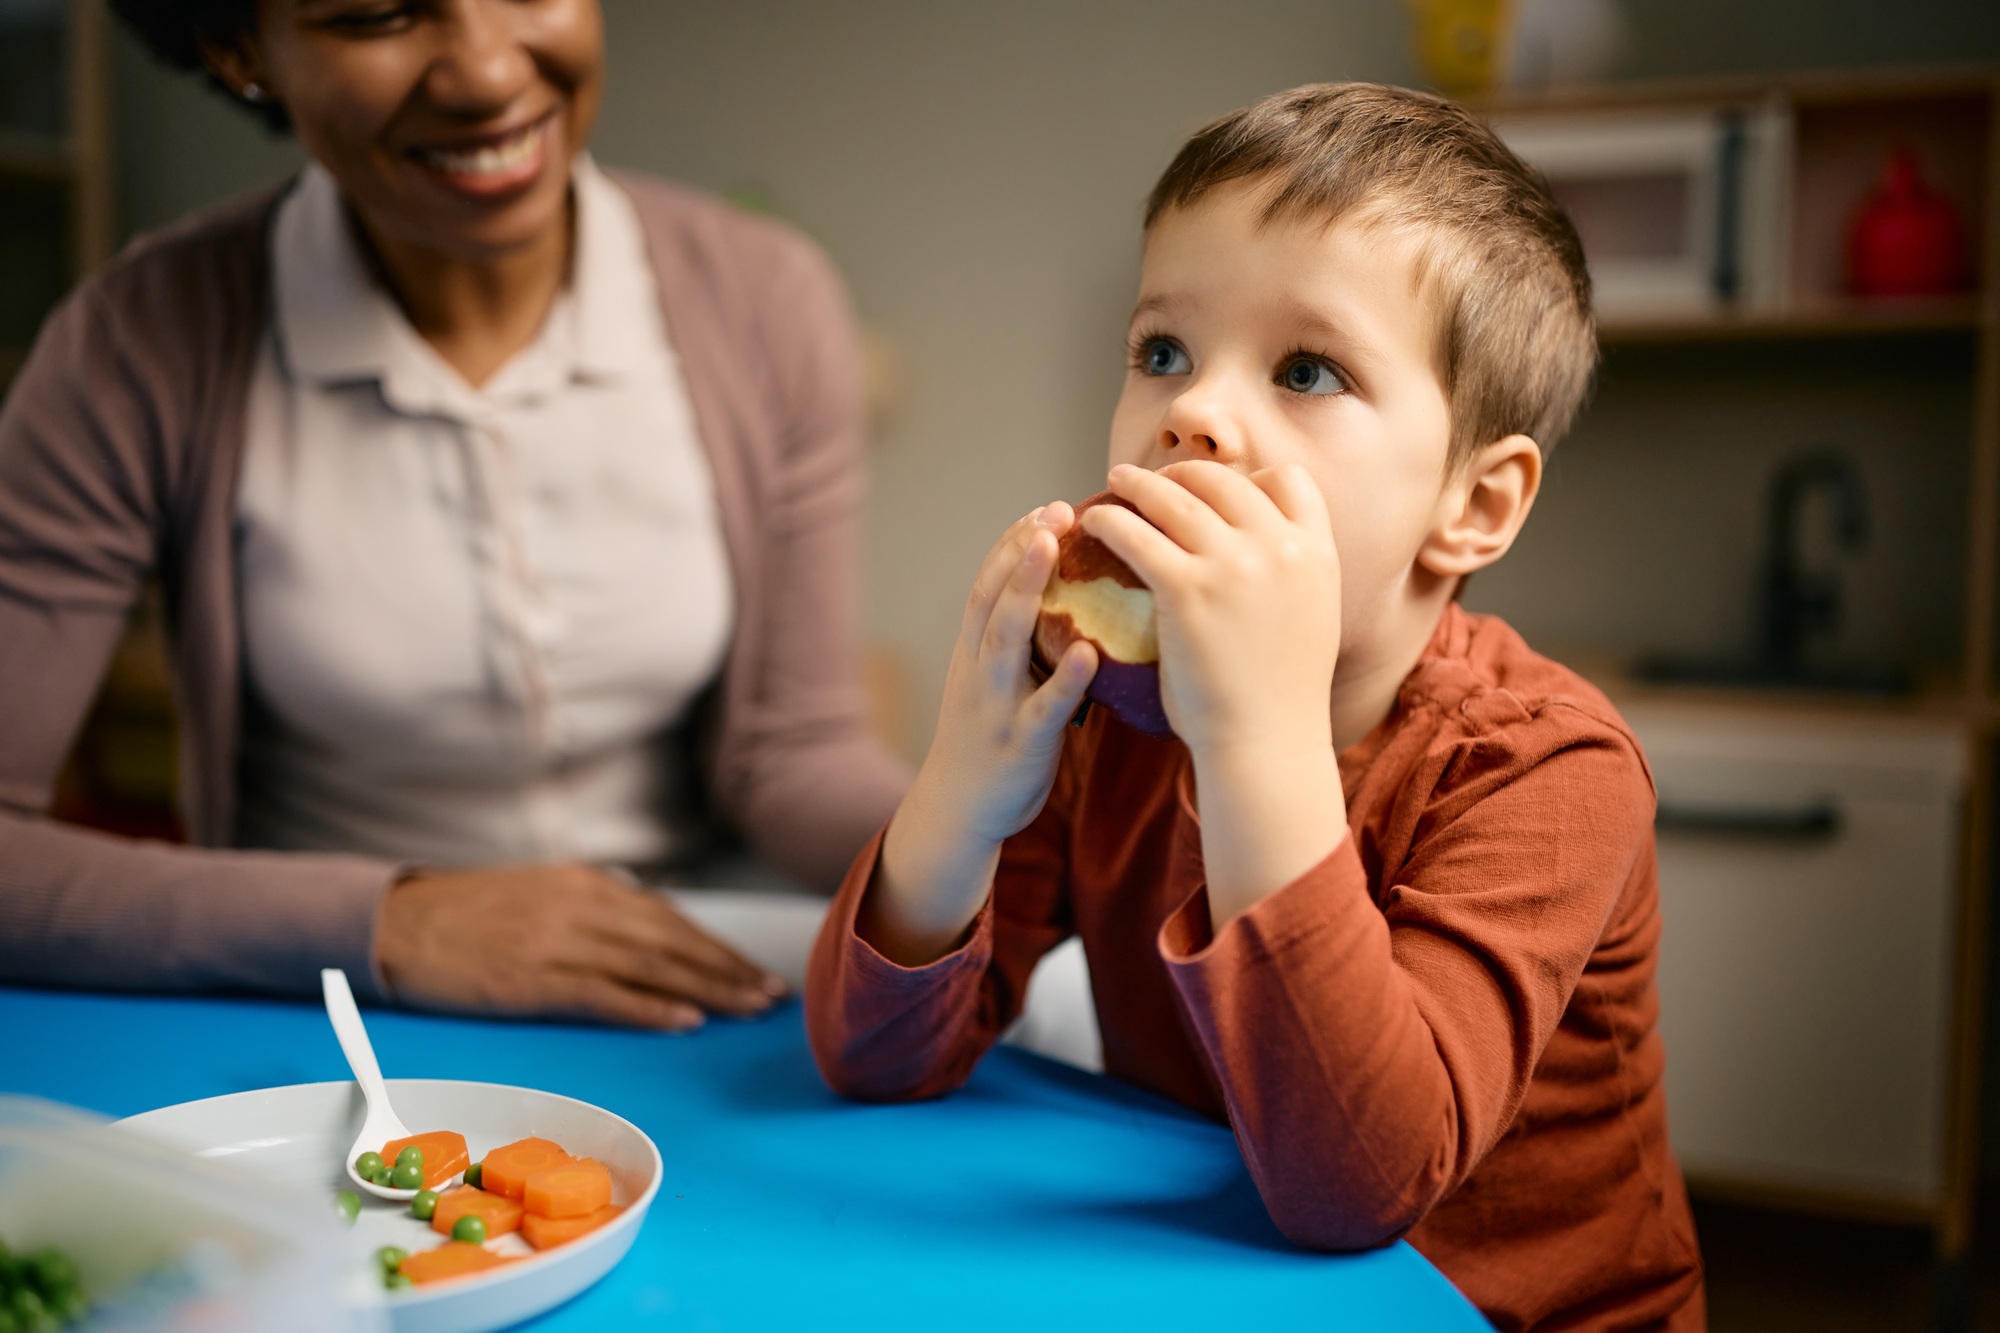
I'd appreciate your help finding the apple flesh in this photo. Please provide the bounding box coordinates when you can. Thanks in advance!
[1033,492,1172,737]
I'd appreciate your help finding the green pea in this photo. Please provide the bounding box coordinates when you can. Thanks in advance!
[370,1163,396,1186]
[410,1189,441,1221]
[389,1162,423,1190]
[463,1161,483,1189]
[373,1245,408,1275]
[450,1215,487,1245]
[25,1248,76,1295]
[24,1248,75,1304]
[7,1289,50,1333]
[384,1273,414,1292]
[334,1190,362,1225]
[353,1151,384,1178]
[395,1147,424,1171]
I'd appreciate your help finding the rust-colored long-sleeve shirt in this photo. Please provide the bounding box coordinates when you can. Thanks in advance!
[807,605,1704,1331]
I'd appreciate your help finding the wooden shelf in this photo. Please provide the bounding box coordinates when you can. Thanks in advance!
[1599,296,1987,345]
[1474,64,2000,118]
[0,128,72,183]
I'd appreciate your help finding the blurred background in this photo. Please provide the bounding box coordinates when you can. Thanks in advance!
[5,0,2000,1327]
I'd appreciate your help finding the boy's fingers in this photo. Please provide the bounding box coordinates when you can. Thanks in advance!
[1082,502,1191,591]
[1021,640,1097,737]
[1158,459,1278,531]
[977,526,1057,677]
[960,509,1045,649]
[1253,463,1333,533]
[1107,463,1230,553]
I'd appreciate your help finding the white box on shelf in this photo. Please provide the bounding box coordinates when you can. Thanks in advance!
[1492,102,1793,318]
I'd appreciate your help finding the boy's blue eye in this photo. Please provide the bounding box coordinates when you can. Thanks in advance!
[1280,357,1344,396]
[1140,339,1192,377]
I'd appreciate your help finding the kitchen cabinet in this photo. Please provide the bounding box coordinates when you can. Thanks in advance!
[1472,68,2000,1252]
[1627,700,1968,1216]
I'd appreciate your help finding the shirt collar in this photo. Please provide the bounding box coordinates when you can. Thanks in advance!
[270,154,655,415]
[568,156,661,381]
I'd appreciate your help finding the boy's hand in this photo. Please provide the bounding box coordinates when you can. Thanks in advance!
[865,505,1098,965]
[1085,461,1349,926]
[1087,461,1341,761]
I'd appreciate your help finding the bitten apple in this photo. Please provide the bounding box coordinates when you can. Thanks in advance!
[1032,492,1171,736]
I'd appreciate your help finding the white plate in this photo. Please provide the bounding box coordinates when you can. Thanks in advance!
[116,1080,661,1333]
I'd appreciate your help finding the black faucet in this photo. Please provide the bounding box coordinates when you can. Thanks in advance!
[1759,449,1868,677]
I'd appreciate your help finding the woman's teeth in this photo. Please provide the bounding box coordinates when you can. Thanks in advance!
[419,121,546,177]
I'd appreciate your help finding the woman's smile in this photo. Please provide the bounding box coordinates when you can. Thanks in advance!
[406,110,558,200]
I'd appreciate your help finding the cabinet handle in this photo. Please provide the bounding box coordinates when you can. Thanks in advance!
[1655,800,1842,839]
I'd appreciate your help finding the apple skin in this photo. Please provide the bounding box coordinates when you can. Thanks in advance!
[1032,492,1172,737]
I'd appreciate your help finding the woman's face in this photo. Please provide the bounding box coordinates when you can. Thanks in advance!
[232,0,605,261]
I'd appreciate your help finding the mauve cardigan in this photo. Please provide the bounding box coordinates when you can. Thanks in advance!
[0,169,911,1001]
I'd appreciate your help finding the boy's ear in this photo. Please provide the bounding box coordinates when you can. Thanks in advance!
[1415,434,1543,579]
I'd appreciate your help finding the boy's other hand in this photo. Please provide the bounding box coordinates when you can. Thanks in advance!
[1088,461,1341,762]
[866,504,1098,965]
[1087,461,1350,927]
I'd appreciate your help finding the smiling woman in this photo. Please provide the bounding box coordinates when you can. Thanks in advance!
[0,0,909,1024]
[152,0,606,383]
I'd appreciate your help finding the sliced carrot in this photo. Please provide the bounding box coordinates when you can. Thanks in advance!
[523,1158,613,1220]
[379,1130,471,1190]
[398,1241,518,1286]
[481,1137,574,1201]
[430,1185,524,1239]
[521,1203,625,1251]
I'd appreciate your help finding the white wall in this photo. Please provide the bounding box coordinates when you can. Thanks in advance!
[589,2,1418,752]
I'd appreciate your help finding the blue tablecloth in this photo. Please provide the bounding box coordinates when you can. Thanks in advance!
[0,986,1487,1330]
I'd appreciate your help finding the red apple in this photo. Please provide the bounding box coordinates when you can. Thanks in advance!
[1032,492,1171,736]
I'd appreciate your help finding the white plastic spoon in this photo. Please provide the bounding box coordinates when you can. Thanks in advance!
[321,967,459,1201]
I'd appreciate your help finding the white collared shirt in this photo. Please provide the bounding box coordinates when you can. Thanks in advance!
[233,158,734,867]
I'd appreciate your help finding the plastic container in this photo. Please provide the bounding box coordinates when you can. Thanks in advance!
[0,1096,384,1333]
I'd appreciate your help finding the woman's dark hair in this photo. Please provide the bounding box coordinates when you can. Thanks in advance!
[108,0,290,132]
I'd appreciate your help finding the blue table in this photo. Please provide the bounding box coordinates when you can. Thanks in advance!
[1,987,1486,1330]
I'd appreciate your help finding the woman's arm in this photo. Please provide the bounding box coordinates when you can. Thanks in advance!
[690,200,914,887]
[0,242,786,1023]
[0,268,400,997]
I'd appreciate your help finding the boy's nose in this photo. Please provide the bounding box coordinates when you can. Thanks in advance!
[1158,426,1238,462]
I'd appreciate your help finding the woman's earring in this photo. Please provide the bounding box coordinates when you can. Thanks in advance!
[241,82,267,104]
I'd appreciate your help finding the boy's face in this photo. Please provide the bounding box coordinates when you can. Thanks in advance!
[1108,184,1456,646]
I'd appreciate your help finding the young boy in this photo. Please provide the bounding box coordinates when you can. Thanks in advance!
[805,83,1703,1332]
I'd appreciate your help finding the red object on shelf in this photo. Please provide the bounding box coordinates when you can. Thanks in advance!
[1845,147,1969,297]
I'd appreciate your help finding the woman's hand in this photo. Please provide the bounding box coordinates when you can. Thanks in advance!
[375,864,787,1030]
[863,504,1097,965]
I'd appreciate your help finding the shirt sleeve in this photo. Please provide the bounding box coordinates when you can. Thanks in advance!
[1158,717,1653,1251]
[0,269,400,1001]
[701,211,913,891]
[804,755,1076,1101]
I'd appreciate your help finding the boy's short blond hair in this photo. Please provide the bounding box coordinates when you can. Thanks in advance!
[1146,82,1596,466]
